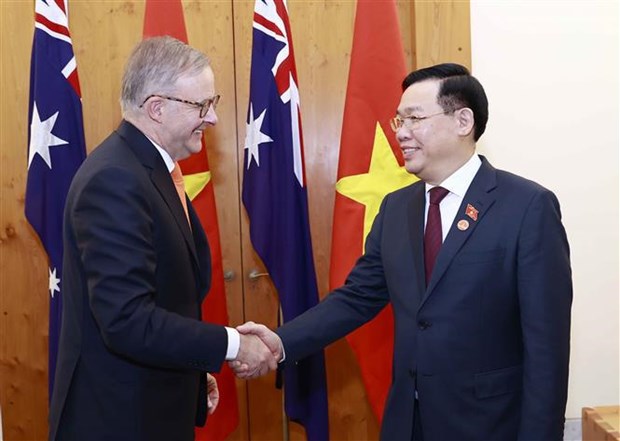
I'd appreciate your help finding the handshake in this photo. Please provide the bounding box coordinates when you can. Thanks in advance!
[229,321,283,379]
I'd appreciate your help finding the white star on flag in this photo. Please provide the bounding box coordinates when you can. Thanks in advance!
[244,103,273,169]
[49,267,60,298]
[28,102,69,169]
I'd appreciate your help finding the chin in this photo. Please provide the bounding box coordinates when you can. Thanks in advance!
[404,161,420,175]
[187,143,203,156]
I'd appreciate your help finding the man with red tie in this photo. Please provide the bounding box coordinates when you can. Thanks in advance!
[236,63,572,441]
[50,36,277,441]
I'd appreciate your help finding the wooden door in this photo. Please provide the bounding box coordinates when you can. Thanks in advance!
[232,1,469,440]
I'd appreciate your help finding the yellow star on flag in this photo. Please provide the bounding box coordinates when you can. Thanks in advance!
[336,122,418,248]
[184,171,211,201]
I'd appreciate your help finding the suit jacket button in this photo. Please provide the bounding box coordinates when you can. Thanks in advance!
[418,321,431,330]
[409,369,416,379]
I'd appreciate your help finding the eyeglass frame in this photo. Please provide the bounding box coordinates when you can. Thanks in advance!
[389,108,462,132]
[139,94,221,118]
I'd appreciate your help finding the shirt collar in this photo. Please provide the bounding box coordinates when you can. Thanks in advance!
[425,153,482,197]
[145,135,175,173]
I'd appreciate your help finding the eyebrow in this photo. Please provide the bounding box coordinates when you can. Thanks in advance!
[397,105,424,116]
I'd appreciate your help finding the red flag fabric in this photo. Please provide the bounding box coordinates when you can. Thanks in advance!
[329,0,417,423]
[143,2,239,439]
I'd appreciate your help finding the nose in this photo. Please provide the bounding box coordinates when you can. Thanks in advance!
[395,125,410,144]
[203,105,218,126]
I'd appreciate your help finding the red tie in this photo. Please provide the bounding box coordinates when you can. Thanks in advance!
[171,162,190,226]
[424,186,450,286]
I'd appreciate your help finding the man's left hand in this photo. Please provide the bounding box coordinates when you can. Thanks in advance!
[206,373,219,415]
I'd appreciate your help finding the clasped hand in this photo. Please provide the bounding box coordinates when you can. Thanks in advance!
[229,321,283,379]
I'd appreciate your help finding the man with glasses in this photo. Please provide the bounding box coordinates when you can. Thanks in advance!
[50,36,278,441]
[235,63,572,440]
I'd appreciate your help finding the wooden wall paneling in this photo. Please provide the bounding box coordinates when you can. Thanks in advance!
[411,0,472,70]
[70,1,145,153]
[183,1,248,439]
[0,0,471,439]
[232,1,410,439]
[234,0,470,440]
[1,2,49,440]
[397,0,416,69]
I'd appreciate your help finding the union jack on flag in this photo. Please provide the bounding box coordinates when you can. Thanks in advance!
[242,1,329,439]
[25,0,86,397]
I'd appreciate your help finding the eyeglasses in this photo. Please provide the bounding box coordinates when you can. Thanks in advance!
[140,94,220,118]
[389,110,451,132]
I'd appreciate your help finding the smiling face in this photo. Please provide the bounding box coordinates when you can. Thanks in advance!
[395,79,475,185]
[157,66,218,161]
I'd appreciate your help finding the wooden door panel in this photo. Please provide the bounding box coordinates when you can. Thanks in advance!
[232,2,404,439]
[233,1,469,439]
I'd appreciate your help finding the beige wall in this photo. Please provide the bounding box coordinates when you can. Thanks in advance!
[470,0,619,418]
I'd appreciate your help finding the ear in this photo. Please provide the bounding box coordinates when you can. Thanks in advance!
[144,97,165,123]
[455,107,475,138]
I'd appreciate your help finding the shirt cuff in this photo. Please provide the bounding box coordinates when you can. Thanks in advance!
[225,327,240,360]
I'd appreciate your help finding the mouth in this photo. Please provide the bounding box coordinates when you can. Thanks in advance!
[192,123,209,136]
[401,146,420,159]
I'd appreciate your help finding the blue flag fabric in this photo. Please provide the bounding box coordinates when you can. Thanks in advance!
[25,0,86,399]
[242,1,329,439]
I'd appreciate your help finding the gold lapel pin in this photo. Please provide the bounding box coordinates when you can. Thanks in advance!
[457,219,470,231]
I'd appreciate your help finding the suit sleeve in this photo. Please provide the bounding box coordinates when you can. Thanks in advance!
[517,189,572,440]
[70,165,227,372]
[277,196,392,363]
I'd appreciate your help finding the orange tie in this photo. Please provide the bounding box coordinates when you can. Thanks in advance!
[171,162,191,226]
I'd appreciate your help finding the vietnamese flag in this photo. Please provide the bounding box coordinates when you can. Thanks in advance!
[329,0,418,423]
[143,1,239,439]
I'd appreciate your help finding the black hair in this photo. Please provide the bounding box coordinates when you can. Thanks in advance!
[402,63,488,141]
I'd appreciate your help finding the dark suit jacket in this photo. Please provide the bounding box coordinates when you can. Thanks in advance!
[49,121,228,441]
[278,156,572,441]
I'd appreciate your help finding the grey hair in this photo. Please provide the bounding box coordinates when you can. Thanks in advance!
[121,36,210,116]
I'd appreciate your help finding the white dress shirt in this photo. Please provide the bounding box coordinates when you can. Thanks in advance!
[424,154,482,242]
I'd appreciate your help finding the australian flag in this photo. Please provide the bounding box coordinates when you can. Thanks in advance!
[242,1,329,439]
[25,0,86,398]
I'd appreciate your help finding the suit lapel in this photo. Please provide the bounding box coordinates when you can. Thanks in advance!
[420,157,498,308]
[116,121,199,267]
[188,200,211,301]
[406,183,427,300]
[150,164,199,264]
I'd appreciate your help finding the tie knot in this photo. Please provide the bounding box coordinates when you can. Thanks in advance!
[429,186,449,205]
